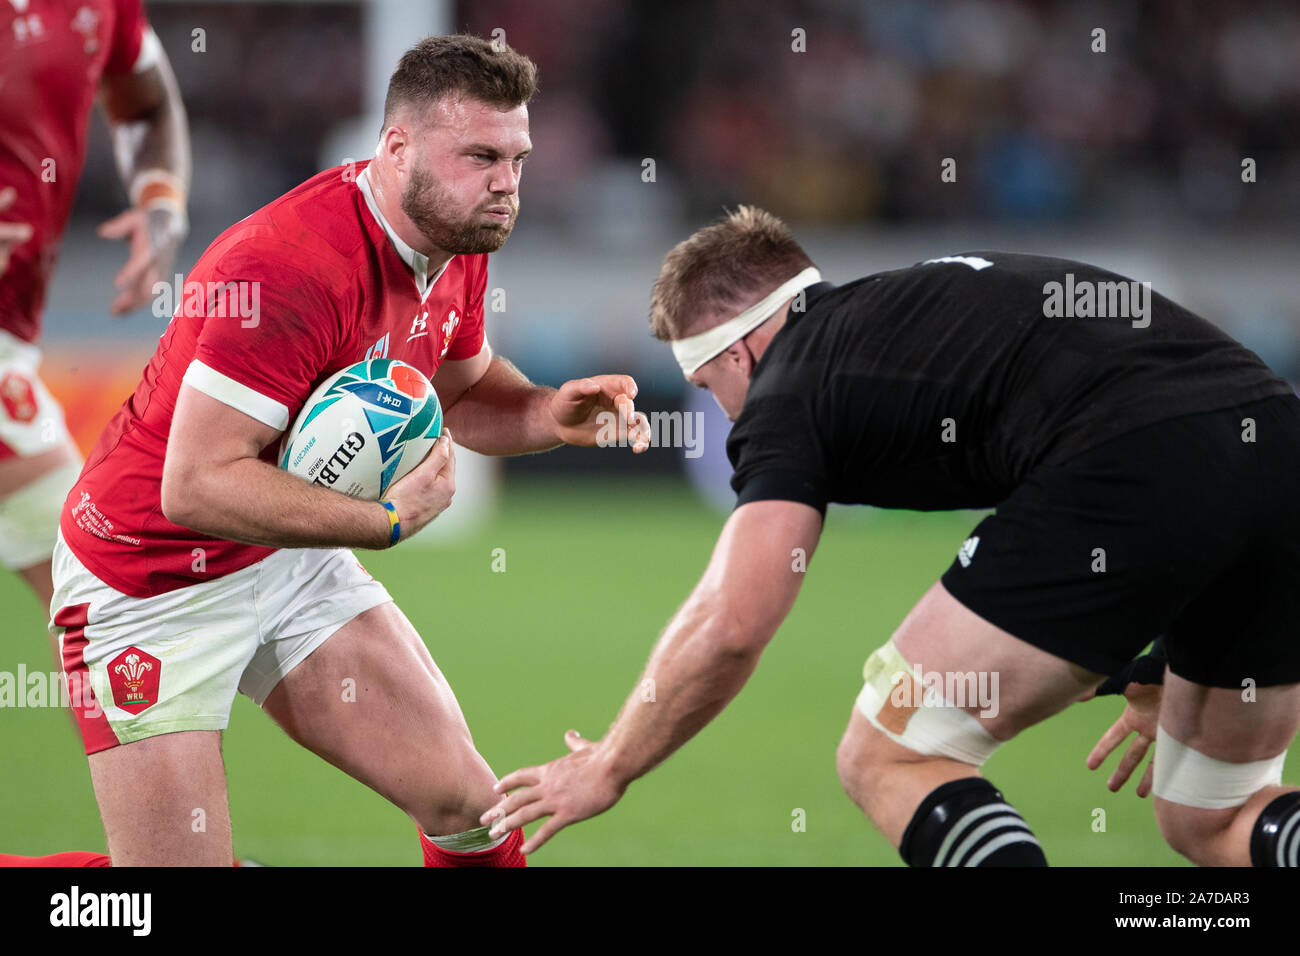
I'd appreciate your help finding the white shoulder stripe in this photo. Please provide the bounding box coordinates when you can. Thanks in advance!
[182,360,290,431]
[133,27,163,74]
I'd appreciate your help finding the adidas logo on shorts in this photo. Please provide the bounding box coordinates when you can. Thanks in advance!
[957,536,980,568]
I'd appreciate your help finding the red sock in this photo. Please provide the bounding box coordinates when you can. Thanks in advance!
[0,851,111,867]
[419,827,526,867]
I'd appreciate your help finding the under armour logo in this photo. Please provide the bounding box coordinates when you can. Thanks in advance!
[411,312,428,336]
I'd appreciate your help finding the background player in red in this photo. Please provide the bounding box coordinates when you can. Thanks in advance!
[0,0,190,614]
[34,34,650,867]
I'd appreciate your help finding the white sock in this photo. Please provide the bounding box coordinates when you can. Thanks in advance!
[425,825,509,854]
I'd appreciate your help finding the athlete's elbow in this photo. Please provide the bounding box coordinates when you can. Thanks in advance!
[159,477,192,528]
[159,461,206,530]
[700,604,775,660]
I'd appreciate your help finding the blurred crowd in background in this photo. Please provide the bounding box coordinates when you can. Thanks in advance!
[45,0,1300,484]
[71,0,1300,229]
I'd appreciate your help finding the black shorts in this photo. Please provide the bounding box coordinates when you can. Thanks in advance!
[941,393,1300,688]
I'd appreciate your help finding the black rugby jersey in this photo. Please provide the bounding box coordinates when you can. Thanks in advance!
[726,252,1292,513]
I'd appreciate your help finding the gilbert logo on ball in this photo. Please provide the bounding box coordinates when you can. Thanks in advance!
[280,359,443,500]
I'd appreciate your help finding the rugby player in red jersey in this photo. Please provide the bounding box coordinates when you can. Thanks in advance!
[23,34,650,867]
[0,0,189,613]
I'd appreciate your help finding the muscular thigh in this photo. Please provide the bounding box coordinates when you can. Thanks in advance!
[1159,673,1300,762]
[261,602,498,828]
[841,580,1104,847]
[1152,673,1300,863]
[88,730,232,866]
[890,581,1103,741]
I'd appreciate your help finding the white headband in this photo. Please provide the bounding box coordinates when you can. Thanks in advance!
[671,267,822,376]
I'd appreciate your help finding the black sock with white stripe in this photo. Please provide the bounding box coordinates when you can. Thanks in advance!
[1249,790,1300,867]
[899,777,1047,867]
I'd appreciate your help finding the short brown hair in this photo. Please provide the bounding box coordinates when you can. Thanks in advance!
[649,206,815,341]
[383,34,538,130]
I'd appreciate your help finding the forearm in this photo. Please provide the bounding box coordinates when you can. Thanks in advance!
[108,59,191,200]
[163,456,390,550]
[443,355,559,455]
[598,598,766,788]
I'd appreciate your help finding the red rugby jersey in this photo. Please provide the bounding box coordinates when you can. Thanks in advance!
[61,162,487,596]
[0,0,150,342]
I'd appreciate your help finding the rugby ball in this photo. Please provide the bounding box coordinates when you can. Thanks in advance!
[280,358,442,500]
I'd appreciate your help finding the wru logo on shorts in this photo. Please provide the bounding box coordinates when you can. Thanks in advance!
[107,647,161,714]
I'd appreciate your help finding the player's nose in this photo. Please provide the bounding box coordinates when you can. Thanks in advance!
[491,161,521,195]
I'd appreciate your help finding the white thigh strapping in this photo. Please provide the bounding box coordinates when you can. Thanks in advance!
[854,637,1002,766]
[1152,725,1286,810]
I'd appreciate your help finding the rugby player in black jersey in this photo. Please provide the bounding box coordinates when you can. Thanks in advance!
[484,207,1300,867]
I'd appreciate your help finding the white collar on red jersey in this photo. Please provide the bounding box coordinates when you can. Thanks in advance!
[356,166,449,301]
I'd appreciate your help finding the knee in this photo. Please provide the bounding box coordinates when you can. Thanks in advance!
[1150,725,1290,866]
[409,746,499,836]
[836,718,896,808]
[414,794,487,837]
[1154,800,1236,866]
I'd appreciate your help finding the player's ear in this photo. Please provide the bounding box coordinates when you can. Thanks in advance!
[379,123,411,171]
[727,338,758,377]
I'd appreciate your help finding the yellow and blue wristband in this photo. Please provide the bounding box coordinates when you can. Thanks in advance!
[379,498,401,547]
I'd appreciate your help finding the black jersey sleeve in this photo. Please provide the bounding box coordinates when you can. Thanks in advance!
[727,392,830,515]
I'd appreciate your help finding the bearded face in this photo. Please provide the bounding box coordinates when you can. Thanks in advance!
[401,162,518,255]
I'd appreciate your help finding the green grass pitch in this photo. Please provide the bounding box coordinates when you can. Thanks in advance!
[4,478,1286,865]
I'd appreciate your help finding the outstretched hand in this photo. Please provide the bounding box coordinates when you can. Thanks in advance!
[1086,682,1161,797]
[98,205,186,315]
[481,730,627,855]
[550,375,651,452]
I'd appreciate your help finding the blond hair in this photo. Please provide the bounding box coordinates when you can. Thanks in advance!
[649,206,814,341]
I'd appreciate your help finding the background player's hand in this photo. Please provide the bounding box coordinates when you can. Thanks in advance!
[1086,682,1161,797]
[0,187,33,278]
[97,205,186,315]
[550,374,651,452]
[480,730,626,854]
[383,430,456,542]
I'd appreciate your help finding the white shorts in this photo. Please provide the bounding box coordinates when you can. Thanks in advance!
[49,531,392,754]
[0,329,72,460]
[0,329,78,569]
